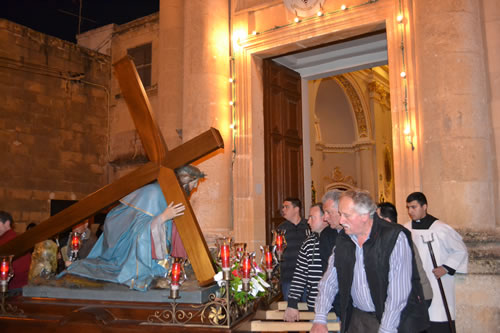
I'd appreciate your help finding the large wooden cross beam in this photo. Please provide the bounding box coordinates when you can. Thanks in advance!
[0,56,223,286]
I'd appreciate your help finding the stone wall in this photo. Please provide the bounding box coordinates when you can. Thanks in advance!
[0,19,110,232]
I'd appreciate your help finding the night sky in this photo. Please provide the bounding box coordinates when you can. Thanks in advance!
[2,0,159,43]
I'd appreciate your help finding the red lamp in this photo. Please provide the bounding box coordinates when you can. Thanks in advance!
[240,252,253,291]
[260,245,275,281]
[265,250,273,271]
[221,243,230,269]
[273,230,287,261]
[168,257,186,299]
[171,262,181,285]
[0,255,14,293]
[69,231,81,261]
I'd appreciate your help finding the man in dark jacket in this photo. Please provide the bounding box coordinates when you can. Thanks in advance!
[277,197,309,301]
[312,190,429,333]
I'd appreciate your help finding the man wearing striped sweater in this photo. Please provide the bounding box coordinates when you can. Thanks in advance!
[283,203,328,322]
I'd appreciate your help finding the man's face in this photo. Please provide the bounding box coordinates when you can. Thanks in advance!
[338,197,369,236]
[282,201,298,221]
[0,221,11,237]
[406,200,427,221]
[323,199,341,230]
[308,206,327,233]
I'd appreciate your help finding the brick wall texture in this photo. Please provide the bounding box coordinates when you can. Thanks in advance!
[0,19,111,232]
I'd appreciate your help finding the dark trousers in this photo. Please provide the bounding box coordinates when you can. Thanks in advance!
[426,321,456,333]
[346,307,380,333]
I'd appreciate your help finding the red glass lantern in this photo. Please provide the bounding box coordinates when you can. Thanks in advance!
[0,255,14,293]
[221,243,231,270]
[276,234,284,252]
[241,255,252,280]
[171,262,181,286]
[265,249,273,271]
[71,232,81,251]
[0,260,9,281]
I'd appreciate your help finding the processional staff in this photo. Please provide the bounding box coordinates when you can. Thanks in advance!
[421,234,456,333]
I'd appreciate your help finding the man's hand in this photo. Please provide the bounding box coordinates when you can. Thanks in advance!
[283,307,300,322]
[310,323,328,333]
[432,265,447,279]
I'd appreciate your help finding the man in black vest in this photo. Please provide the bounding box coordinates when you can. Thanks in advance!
[311,190,428,333]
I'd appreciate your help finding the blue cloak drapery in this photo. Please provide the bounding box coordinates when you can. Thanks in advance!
[62,182,173,291]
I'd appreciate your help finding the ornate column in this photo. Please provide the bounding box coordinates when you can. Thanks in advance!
[482,0,500,225]
[413,0,494,229]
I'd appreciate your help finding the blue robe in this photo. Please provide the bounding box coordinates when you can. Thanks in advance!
[62,182,172,291]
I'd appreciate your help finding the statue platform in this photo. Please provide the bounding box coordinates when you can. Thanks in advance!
[22,275,218,304]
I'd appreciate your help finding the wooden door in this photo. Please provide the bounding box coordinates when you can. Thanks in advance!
[264,60,304,243]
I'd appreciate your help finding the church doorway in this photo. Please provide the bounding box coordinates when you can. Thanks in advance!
[263,30,394,240]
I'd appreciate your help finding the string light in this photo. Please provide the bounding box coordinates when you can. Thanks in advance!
[228,78,234,83]
[235,0,378,41]
[229,100,234,106]
[398,1,414,151]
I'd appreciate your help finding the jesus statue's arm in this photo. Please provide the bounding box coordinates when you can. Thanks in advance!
[151,202,186,259]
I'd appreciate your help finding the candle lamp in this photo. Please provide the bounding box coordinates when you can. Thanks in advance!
[168,257,186,299]
[220,242,231,280]
[239,252,254,292]
[260,245,275,281]
[0,255,14,294]
[216,237,233,280]
[273,230,287,262]
[69,231,81,261]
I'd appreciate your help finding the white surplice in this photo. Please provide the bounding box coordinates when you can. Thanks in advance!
[404,220,468,322]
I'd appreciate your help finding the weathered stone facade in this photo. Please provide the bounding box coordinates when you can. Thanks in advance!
[0,19,110,232]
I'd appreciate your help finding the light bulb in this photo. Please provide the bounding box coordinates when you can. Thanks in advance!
[294,17,300,23]
[404,125,411,135]
[229,101,234,106]
[400,71,406,78]
[229,78,234,83]
[252,30,257,35]
[341,5,347,10]
[317,11,323,17]
[397,14,404,22]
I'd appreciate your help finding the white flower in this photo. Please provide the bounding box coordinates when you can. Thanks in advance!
[255,275,270,288]
[214,271,224,287]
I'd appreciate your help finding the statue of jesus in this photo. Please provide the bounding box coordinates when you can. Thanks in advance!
[61,165,205,291]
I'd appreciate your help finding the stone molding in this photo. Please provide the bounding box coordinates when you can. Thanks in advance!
[316,140,375,153]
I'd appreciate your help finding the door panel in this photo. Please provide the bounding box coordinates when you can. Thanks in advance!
[264,60,304,243]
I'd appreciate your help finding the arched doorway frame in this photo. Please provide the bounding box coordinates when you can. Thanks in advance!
[310,74,375,202]
[231,0,419,251]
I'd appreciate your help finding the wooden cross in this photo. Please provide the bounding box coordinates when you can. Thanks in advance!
[0,56,223,286]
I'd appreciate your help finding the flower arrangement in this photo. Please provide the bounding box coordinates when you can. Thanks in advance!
[214,260,269,306]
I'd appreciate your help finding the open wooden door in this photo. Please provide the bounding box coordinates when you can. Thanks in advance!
[263,60,304,243]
